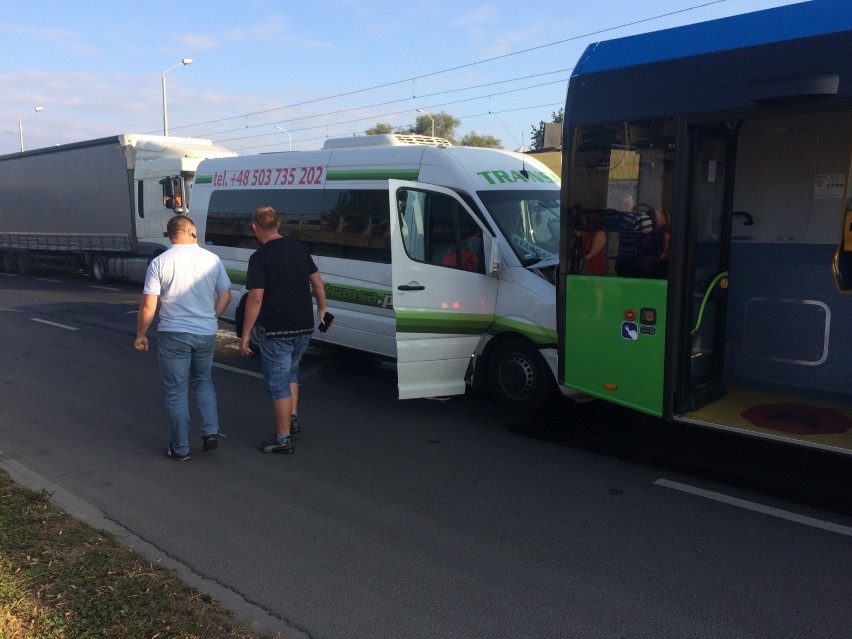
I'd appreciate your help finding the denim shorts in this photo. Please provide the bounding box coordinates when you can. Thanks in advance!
[253,327,311,401]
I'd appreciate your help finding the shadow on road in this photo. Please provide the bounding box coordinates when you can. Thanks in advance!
[507,397,852,516]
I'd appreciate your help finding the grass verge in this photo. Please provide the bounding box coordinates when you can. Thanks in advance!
[0,468,275,639]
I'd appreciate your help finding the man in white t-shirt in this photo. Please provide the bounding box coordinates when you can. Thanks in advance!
[134,215,231,461]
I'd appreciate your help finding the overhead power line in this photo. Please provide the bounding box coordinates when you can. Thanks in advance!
[166,0,730,144]
[199,74,571,142]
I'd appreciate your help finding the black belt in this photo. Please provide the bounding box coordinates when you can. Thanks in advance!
[258,326,313,338]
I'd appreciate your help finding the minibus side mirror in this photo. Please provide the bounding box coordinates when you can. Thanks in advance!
[488,238,501,276]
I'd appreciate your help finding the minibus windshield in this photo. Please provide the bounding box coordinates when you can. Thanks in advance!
[478,189,560,265]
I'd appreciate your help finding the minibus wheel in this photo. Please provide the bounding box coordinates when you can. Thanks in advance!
[487,339,551,410]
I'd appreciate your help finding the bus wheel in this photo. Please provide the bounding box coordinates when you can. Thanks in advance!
[487,339,552,411]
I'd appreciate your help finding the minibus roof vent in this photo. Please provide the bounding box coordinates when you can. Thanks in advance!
[322,133,452,149]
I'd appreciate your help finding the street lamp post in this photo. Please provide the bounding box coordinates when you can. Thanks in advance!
[18,106,44,152]
[162,58,193,136]
[275,125,292,151]
[416,109,435,138]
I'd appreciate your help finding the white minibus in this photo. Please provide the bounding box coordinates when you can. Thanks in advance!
[192,134,578,409]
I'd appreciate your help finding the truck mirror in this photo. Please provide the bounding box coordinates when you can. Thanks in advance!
[160,177,184,211]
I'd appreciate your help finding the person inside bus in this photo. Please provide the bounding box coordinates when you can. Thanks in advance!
[615,196,653,277]
[572,209,607,275]
[441,228,482,272]
[634,207,671,278]
[643,207,671,278]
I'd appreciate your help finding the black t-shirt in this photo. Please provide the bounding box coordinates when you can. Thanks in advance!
[245,237,318,332]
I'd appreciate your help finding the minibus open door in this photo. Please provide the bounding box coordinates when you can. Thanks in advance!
[388,180,498,400]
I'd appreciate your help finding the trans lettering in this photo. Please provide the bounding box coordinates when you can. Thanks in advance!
[476,169,555,185]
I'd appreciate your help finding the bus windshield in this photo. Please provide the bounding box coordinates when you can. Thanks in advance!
[478,189,560,265]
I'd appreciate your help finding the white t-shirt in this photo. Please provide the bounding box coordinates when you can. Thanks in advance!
[143,244,231,335]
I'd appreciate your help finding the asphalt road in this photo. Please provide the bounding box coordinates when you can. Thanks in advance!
[1,271,851,639]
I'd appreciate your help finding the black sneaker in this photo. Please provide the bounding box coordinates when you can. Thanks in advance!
[202,434,219,451]
[167,446,191,461]
[290,415,301,434]
[260,437,294,454]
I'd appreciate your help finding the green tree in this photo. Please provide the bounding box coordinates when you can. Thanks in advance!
[529,108,564,151]
[367,111,461,142]
[410,111,461,142]
[459,131,502,148]
[365,123,395,135]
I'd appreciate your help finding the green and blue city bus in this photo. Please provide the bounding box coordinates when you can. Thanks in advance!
[558,0,852,454]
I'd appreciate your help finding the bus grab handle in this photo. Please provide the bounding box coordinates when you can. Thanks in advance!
[692,271,729,335]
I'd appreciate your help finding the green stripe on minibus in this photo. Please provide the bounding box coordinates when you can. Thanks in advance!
[326,169,419,181]
[396,310,493,335]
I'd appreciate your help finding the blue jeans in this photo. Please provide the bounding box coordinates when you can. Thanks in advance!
[254,328,310,401]
[157,332,219,456]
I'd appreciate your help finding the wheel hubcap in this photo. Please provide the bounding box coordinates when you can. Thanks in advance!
[500,353,534,399]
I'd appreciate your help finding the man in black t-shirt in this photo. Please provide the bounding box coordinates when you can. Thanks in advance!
[239,207,330,454]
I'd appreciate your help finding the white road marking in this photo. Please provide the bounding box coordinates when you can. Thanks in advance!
[30,318,79,331]
[36,278,63,283]
[89,285,122,291]
[213,362,263,379]
[655,478,852,537]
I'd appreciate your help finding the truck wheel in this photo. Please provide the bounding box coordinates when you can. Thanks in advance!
[88,254,109,282]
[0,251,14,273]
[15,252,31,275]
[487,339,553,411]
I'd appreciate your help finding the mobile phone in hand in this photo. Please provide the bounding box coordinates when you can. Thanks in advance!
[318,312,335,333]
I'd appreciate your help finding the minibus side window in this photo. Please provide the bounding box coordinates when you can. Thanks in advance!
[321,189,391,262]
[397,188,484,274]
[204,188,391,263]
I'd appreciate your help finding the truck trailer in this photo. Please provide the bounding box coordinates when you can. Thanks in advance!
[0,134,236,282]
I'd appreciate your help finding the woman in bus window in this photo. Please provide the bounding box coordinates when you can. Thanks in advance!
[574,209,607,275]
[640,207,671,278]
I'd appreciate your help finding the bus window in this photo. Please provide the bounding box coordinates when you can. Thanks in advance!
[565,119,676,278]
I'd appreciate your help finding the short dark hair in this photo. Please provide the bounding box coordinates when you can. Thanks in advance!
[167,215,195,237]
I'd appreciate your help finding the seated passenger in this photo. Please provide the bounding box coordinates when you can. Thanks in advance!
[441,230,482,272]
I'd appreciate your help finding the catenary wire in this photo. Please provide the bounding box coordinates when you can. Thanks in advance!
[163,0,730,143]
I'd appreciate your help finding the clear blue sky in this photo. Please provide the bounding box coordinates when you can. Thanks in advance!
[0,0,806,155]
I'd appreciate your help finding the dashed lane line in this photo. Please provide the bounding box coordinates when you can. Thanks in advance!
[655,478,852,537]
[30,318,79,331]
